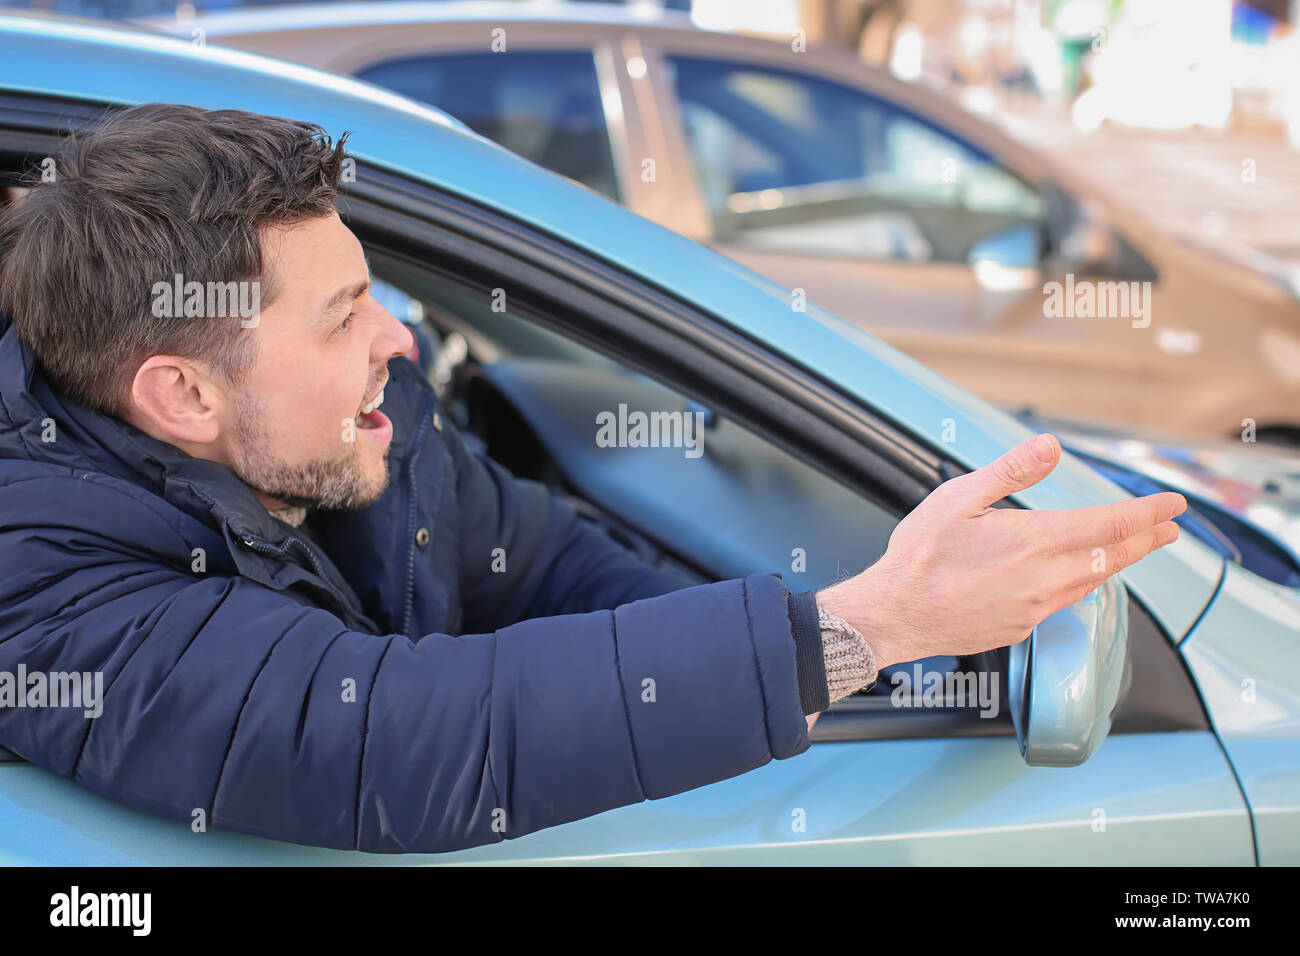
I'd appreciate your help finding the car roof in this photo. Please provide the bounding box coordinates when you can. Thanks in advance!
[0,10,471,130]
[144,0,701,37]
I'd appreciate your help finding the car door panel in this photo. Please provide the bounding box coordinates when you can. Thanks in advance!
[0,731,1250,864]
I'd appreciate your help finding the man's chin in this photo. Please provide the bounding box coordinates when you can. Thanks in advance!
[314,456,391,511]
[239,449,391,513]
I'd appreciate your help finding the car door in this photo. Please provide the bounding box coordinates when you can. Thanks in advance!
[324,172,1252,865]
[630,42,1158,432]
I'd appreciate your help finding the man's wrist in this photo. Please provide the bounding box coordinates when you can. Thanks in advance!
[786,586,884,714]
[816,570,903,670]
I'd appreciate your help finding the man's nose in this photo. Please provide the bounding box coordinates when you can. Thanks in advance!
[376,308,415,363]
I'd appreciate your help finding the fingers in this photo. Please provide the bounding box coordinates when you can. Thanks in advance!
[953,433,1060,511]
[1037,521,1180,621]
[1066,520,1181,589]
[1043,492,1187,553]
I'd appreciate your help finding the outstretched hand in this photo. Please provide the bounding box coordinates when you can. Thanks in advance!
[817,433,1185,669]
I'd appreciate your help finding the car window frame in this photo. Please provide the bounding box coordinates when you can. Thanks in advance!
[329,163,1210,742]
[339,165,947,511]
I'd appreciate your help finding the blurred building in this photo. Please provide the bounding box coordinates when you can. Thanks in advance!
[788,0,1300,142]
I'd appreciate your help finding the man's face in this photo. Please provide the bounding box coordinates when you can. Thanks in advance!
[223,211,414,510]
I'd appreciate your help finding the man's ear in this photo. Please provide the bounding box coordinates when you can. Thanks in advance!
[129,355,225,447]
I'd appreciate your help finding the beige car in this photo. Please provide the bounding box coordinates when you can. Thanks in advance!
[163,1,1300,442]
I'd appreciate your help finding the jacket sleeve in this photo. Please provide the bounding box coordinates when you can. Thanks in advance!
[446,409,702,633]
[0,482,811,854]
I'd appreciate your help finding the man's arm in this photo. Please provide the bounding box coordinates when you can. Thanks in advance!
[446,414,1186,728]
[0,478,809,853]
[0,433,1185,853]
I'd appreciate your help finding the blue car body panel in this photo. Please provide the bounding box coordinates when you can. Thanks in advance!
[0,730,1253,865]
[0,15,1291,864]
[1181,565,1300,866]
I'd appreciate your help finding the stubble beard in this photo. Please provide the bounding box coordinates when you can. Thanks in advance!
[230,391,390,510]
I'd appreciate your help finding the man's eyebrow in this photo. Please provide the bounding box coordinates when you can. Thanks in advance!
[317,277,370,321]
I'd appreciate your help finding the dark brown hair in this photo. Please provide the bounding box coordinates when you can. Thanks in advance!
[0,103,350,416]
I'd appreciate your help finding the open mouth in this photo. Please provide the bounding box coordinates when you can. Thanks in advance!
[355,387,386,431]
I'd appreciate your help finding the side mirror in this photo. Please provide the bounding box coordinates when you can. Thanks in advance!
[1042,184,1119,276]
[1007,575,1131,767]
[967,224,1042,292]
[1058,215,1119,276]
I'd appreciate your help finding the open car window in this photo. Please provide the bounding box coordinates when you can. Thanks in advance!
[360,248,1023,738]
[353,200,1204,743]
[0,89,1210,743]
[369,252,898,590]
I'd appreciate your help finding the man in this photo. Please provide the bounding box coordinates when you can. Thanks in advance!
[0,105,1185,853]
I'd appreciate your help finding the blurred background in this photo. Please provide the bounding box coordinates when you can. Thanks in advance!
[8,0,1300,260]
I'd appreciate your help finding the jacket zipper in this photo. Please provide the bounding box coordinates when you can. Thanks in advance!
[237,533,360,626]
[399,397,435,637]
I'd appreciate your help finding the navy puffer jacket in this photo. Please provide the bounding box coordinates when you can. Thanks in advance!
[0,309,817,853]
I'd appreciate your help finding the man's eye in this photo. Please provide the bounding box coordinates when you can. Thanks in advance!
[335,313,354,333]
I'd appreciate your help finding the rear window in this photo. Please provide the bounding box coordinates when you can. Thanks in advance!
[358,50,620,201]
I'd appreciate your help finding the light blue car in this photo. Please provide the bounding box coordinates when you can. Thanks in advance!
[0,13,1296,866]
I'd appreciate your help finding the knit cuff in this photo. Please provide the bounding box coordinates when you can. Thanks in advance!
[819,606,878,703]
[786,589,830,715]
